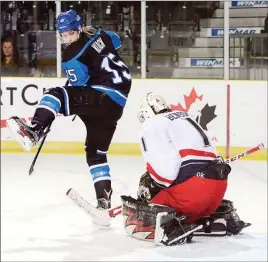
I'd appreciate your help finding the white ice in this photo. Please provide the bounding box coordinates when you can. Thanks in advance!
[1,154,267,261]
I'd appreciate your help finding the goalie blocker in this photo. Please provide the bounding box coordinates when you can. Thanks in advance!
[121,195,202,246]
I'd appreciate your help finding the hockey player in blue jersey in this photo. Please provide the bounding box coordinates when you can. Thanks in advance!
[7,10,132,210]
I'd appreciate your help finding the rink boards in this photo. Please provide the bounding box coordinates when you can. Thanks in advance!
[1,77,267,160]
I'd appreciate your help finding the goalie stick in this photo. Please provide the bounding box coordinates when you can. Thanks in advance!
[67,143,265,225]
[225,143,264,164]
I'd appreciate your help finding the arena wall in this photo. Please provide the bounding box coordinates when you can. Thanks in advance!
[1,77,267,160]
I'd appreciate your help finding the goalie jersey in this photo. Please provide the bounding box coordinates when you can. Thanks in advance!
[139,111,217,187]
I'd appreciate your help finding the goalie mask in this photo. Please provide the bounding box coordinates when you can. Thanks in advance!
[137,92,170,123]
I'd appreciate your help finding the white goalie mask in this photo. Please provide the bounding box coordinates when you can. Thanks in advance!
[137,92,170,123]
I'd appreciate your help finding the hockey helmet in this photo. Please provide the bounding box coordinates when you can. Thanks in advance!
[56,9,82,34]
[137,92,170,123]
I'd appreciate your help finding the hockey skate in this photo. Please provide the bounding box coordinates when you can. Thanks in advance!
[97,195,111,210]
[95,180,112,210]
[6,116,46,152]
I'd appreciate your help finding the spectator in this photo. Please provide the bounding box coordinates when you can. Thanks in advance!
[1,35,27,76]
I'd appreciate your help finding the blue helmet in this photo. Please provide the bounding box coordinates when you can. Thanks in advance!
[56,10,82,34]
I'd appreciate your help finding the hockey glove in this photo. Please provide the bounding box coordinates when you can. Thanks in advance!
[137,171,162,202]
[137,185,151,202]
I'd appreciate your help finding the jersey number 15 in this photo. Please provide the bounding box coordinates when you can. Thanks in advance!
[101,53,131,84]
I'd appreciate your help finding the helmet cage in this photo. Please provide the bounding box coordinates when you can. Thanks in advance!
[137,93,170,123]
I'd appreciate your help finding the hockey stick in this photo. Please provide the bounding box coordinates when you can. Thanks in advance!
[29,80,69,176]
[225,143,264,164]
[66,188,122,222]
[67,143,265,223]
[66,188,112,226]
[28,124,52,175]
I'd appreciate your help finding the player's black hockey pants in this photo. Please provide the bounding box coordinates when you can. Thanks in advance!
[32,85,124,198]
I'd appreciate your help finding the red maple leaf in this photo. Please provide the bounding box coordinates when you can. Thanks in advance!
[170,88,203,112]
[123,208,155,240]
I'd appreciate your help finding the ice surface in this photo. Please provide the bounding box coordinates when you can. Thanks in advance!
[1,154,267,261]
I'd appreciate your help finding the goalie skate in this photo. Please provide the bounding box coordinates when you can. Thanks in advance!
[6,116,40,152]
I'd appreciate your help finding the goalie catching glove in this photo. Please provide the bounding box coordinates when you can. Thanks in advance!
[137,171,163,202]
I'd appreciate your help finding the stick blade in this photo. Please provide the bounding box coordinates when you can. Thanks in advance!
[29,165,34,176]
[66,188,111,226]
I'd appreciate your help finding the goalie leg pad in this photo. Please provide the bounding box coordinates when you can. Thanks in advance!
[218,200,251,235]
[194,199,251,236]
[214,199,251,235]
[194,217,228,237]
[121,195,203,246]
[121,195,176,242]
[155,214,203,246]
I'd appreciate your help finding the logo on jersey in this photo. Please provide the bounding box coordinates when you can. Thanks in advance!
[170,88,217,131]
[196,172,205,178]
[91,37,106,53]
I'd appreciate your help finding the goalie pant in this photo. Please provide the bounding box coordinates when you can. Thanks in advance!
[149,166,228,223]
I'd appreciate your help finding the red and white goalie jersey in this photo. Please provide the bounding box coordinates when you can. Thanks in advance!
[139,110,217,187]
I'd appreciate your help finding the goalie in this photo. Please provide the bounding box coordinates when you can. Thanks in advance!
[121,92,250,246]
